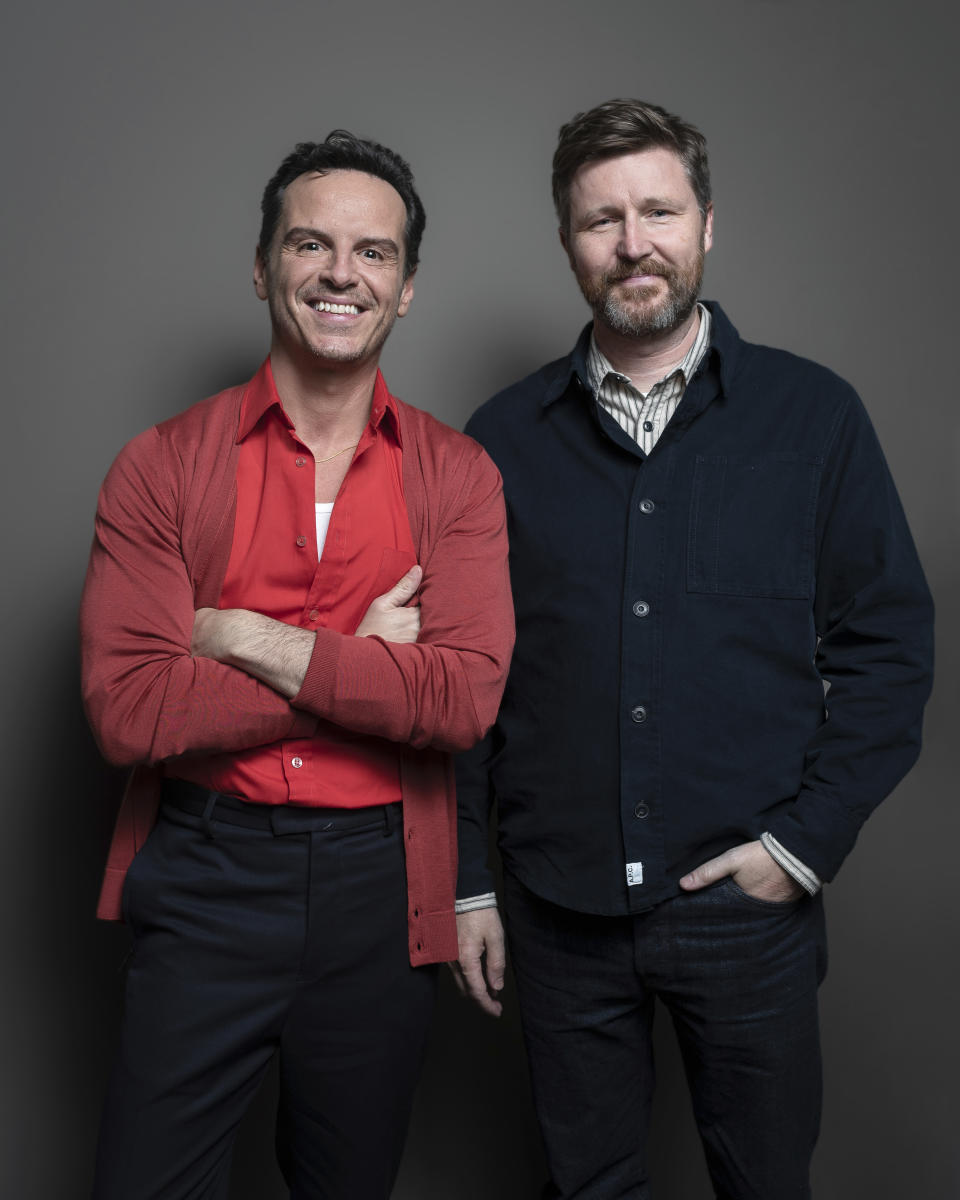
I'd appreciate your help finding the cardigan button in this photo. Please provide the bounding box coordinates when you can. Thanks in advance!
[296,535,307,547]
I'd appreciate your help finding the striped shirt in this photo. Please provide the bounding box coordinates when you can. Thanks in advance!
[587,303,712,453]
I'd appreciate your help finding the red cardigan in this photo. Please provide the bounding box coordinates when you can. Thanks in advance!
[80,372,514,966]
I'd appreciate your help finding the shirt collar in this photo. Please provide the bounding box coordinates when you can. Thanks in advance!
[544,300,740,409]
[586,303,711,399]
[237,358,402,446]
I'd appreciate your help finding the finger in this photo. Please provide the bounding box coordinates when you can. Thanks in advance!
[383,564,423,608]
[679,850,736,891]
[460,954,503,1018]
[446,961,468,997]
[484,938,506,994]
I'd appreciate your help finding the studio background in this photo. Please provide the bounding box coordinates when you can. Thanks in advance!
[2,1,956,1195]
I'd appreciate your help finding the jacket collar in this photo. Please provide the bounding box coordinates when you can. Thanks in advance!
[541,299,742,407]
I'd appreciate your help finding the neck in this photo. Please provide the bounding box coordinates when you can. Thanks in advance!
[594,306,701,393]
[269,345,381,450]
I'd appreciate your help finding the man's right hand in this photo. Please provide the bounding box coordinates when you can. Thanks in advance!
[449,907,506,1018]
[356,565,422,643]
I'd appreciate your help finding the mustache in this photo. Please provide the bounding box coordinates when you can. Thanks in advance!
[606,258,672,284]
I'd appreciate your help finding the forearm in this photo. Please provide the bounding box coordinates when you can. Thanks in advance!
[192,608,315,699]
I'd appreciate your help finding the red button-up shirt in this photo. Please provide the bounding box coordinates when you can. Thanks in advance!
[172,359,415,807]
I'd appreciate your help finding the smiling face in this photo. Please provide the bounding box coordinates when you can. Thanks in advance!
[562,147,713,340]
[253,169,414,372]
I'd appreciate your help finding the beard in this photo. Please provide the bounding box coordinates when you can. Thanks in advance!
[579,248,704,338]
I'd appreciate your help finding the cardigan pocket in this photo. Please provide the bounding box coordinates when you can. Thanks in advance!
[687,452,822,599]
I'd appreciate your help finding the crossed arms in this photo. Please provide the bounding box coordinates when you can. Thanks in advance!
[80,417,514,769]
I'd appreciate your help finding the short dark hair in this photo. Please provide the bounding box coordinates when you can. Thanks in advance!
[552,99,711,236]
[258,130,426,278]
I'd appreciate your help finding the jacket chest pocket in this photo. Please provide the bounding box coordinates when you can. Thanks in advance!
[687,452,821,599]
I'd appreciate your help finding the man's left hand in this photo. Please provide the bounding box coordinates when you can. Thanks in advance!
[679,840,805,903]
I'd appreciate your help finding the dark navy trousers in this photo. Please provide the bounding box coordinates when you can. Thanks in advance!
[504,872,827,1200]
[92,791,437,1200]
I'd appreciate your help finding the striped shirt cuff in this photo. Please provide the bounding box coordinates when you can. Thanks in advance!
[761,832,822,895]
[455,892,498,914]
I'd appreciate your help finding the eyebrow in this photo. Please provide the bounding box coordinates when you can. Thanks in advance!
[281,226,401,256]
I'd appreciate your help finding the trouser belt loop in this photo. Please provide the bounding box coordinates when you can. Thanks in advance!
[201,791,218,840]
[383,803,395,837]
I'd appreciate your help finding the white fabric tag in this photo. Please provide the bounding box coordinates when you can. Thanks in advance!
[625,861,644,886]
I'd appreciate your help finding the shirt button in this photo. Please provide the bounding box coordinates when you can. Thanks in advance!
[630,705,648,724]
[309,609,320,621]
[642,420,653,432]
[639,498,655,514]
[291,756,303,769]
[295,456,307,467]
[296,535,307,547]
[634,802,650,819]
[632,600,650,618]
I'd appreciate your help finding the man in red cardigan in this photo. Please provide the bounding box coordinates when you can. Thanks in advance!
[81,131,513,1200]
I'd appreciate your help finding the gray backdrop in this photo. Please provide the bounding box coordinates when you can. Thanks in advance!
[3,0,957,1196]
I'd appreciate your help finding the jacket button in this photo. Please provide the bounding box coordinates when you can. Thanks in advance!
[630,705,648,724]
[639,498,655,514]
[634,802,650,819]
[632,600,650,618]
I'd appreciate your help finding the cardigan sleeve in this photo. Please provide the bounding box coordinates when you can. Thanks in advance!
[292,441,515,755]
[80,427,317,768]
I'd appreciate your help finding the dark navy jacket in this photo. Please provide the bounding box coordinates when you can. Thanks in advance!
[456,302,934,915]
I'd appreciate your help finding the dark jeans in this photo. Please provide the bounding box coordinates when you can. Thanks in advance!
[92,791,437,1200]
[504,872,827,1200]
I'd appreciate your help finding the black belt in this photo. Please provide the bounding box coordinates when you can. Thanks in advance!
[161,776,399,837]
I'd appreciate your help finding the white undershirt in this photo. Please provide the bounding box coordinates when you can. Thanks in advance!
[315,502,334,558]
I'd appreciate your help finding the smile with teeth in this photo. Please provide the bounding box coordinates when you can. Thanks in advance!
[310,300,361,315]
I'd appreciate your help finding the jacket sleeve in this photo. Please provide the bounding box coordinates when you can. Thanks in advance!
[766,388,934,880]
[454,727,501,899]
[80,427,317,767]
[292,444,515,755]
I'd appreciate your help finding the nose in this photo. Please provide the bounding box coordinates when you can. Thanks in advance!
[618,214,652,263]
[322,248,357,291]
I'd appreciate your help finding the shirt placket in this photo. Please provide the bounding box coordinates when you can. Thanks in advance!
[618,444,672,910]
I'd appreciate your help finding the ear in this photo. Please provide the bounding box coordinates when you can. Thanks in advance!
[702,205,714,254]
[397,270,416,318]
[253,247,269,301]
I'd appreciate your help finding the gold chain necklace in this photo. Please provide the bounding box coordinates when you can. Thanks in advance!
[315,442,359,464]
